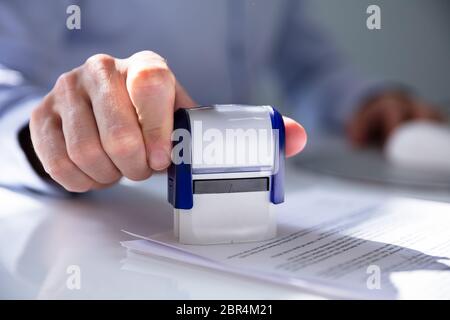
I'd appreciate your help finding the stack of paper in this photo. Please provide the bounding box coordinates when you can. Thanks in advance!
[121,188,450,299]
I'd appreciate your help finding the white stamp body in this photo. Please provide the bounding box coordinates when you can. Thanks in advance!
[168,105,285,245]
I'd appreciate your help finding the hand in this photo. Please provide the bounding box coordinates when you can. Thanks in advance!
[347,91,444,147]
[30,51,307,192]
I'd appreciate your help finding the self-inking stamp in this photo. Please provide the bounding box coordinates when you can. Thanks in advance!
[168,105,285,245]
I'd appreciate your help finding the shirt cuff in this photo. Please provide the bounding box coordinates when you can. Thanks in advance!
[0,96,64,195]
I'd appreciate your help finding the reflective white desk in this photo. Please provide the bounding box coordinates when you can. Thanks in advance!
[1,158,449,299]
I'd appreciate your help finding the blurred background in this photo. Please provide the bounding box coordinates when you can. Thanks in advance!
[310,0,450,108]
[289,0,450,189]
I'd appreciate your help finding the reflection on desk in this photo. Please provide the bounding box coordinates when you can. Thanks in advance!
[0,172,322,299]
[1,157,449,299]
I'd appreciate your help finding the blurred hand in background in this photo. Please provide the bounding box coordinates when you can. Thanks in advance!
[347,92,445,147]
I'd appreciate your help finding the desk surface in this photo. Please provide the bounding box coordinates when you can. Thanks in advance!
[1,159,449,299]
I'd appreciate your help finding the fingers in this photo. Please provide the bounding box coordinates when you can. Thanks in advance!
[347,92,446,149]
[54,78,121,185]
[124,51,196,170]
[348,95,410,147]
[31,51,196,193]
[83,54,152,181]
[30,102,99,192]
[379,99,410,140]
[347,104,377,147]
[283,116,307,157]
[411,100,445,121]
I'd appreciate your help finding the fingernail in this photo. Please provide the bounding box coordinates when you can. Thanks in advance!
[150,148,171,170]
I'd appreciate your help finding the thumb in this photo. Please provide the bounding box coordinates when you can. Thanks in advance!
[124,51,195,170]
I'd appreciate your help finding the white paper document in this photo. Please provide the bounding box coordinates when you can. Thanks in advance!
[121,188,450,299]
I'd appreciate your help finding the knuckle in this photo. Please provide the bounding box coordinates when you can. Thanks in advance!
[97,173,122,185]
[104,129,143,159]
[142,126,164,142]
[30,104,57,144]
[45,157,73,180]
[31,95,55,119]
[67,141,103,168]
[86,53,114,68]
[85,54,115,78]
[132,50,163,61]
[30,105,46,125]
[132,65,174,90]
[54,71,79,93]
[64,182,93,193]
[45,157,94,193]
[126,169,152,182]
